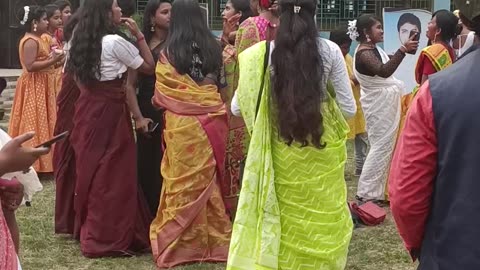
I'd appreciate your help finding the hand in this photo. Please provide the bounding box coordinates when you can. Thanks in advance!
[51,52,65,64]
[135,117,153,134]
[0,178,23,211]
[223,13,242,38]
[402,34,419,53]
[122,17,141,38]
[0,132,50,175]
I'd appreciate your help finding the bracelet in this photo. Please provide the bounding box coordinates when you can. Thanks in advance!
[136,36,145,43]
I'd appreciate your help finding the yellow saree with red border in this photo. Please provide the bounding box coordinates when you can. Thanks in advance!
[150,55,232,268]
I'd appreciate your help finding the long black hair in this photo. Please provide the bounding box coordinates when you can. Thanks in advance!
[230,0,254,24]
[143,0,172,43]
[66,0,116,84]
[271,0,325,148]
[17,5,46,33]
[166,0,222,76]
[355,14,381,42]
[432,10,459,42]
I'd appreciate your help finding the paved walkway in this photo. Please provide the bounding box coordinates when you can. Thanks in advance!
[0,69,22,77]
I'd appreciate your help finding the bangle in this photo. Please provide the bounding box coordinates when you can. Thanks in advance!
[136,36,145,43]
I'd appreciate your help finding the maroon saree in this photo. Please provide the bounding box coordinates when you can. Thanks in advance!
[70,79,151,257]
[53,72,79,235]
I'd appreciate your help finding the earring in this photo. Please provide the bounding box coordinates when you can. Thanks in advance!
[151,23,155,32]
[366,34,371,42]
[34,24,37,32]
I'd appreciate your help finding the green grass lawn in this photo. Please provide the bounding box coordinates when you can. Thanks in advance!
[15,142,418,269]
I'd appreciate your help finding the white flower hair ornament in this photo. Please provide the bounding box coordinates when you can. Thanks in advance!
[20,6,30,25]
[347,20,359,41]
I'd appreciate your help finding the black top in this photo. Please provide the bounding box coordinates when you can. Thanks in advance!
[355,48,405,78]
[137,45,161,100]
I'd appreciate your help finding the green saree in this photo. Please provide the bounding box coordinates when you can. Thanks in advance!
[227,41,353,270]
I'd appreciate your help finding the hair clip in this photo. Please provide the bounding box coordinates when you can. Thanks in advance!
[294,5,301,13]
[20,6,30,25]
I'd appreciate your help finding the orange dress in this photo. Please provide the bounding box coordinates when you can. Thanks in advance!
[41,33,63,96]
[8,34,57,173]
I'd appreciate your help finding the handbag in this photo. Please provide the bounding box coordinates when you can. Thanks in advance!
[238,41,271,186]
[348,201,387,226]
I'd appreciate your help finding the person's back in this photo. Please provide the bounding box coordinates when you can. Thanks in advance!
[389,1,480,268]
[416,44,480,269]
[227,1,356,268]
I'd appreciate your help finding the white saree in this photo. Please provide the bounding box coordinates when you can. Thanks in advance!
[353,45,404,200]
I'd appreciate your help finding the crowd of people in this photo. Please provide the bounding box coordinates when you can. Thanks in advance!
[1,0,480,269]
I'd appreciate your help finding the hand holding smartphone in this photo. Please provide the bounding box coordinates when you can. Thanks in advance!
[35,131,69,148]
[148,122,159,133]
[407,30,420,54]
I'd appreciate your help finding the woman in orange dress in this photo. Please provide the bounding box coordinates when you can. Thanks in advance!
[150,0,232,267]
[9,5,64,174]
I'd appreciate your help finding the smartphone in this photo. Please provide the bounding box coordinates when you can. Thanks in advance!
[148,122,159,133]
[406,30,420,55]
[409,30,420,42]
[35,131,69,148]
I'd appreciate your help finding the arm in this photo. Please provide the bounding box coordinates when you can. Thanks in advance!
[231,91,242,117]
[135,34,155,75]
[356,48,406,78]
[122,18,155,75]
[330,45,356,118]
[125,69,151,133]
[389,82,437,261]
[22,39,62,72]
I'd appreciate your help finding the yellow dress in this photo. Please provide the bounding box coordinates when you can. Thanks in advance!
[345,54,366,139]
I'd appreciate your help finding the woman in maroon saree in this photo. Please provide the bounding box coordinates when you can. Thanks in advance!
[53,12,81,235]
[65,0,156,257]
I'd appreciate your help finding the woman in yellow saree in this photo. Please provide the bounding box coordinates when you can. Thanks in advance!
[150,0,232,268]
[227,0,355,268]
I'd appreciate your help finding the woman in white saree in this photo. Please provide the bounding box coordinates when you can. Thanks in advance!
[351,15,418,203]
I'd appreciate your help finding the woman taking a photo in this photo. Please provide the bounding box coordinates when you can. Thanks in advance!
[352,14,418,204]
[227,0,356,268]
[66,0,155,257]
[150,0,232,267]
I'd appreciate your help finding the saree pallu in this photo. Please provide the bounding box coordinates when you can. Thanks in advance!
[223,44,249,218]
[70,79,150,257]
[53,72,80,235]
[150,56,232,268]
[0,203,20,270]
[227,41,353,270]
[398,44,454,134]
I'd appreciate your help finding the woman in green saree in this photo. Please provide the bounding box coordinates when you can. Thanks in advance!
[227,0,356,269]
